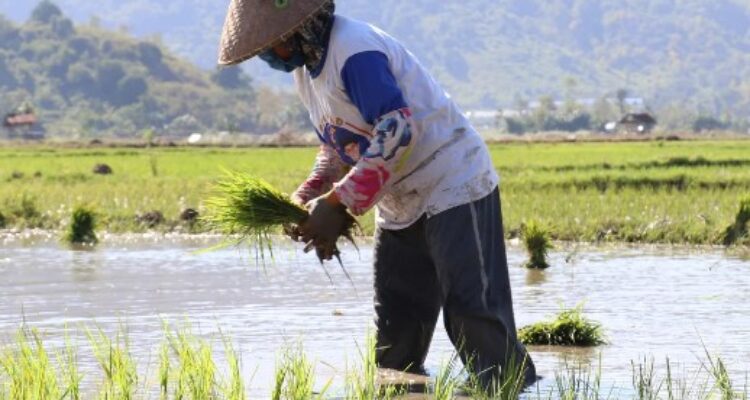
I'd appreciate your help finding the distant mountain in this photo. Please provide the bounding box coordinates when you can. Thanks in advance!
[2,0,750,117]
[0,2,317,137]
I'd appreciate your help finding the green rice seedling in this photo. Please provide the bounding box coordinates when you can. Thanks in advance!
[3,193,45,229]
[222,336,246,400]
[158,341,170,400]
[271,344,329,400]
[703,350,745,400]
[632,357,661,400]
[150,155,159,178]
[271,355,287,400]
[58,332,81,400]
[430,353,461,400]
[0,328,62,400]
[63,205,98,246]
[521,221,553,269]
[0,210,5,228]
[548,358,604,400]
[518,305,606,346]
[203,170,310,262]
[721,197,750,246]
[204,170,357,265]
[463,351,529,400]
[86,327,138,400]
[167,326,217,399]
[344,333,400,400]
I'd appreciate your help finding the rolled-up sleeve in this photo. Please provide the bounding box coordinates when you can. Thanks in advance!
[333,51,416,215]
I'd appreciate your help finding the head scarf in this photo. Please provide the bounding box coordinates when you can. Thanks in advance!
[292,1,335,71]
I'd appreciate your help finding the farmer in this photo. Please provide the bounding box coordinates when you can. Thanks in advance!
[218,0,536,389]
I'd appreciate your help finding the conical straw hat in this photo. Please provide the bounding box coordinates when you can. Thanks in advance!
[218,0,330,66]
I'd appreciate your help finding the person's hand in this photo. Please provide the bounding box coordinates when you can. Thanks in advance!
[299,192,351,261]
[282,193,306,242]
[282,223,303,242]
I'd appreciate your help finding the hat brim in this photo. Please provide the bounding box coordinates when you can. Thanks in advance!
[218,0,330,66]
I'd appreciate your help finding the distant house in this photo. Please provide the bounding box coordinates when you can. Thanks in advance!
[3,112,37,129]
[618,113,657,134]
[3,111,44,140]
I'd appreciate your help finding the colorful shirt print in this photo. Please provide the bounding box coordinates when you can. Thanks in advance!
[334,108,414,215]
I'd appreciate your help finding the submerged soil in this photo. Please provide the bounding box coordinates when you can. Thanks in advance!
[0,233,748,397]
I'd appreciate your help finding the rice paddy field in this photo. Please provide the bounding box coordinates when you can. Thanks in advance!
[1,140,750,399]
[1,139,750,245]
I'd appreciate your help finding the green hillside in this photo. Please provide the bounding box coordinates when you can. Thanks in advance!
[2,0,750,136]
[0,2,306,138]
[4,0,748,115]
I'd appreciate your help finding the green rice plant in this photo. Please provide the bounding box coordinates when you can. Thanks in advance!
[63,205,98,245]
[167,326,217,399]
[521,221,553,269]
[703,350,745,400]
[430,353,461,400]
[271,343,329,400]
[0,210,6,228]
[203,170,357,265]
[0,328,62,400]
[344,333,401,400]
[3,193,45,229]
[158,341,170,400]
[548,357,604,400]
[86,327,138,400]
[463,351,530,400]
[632,357,661,400]
[203,170,309,259]
[58,332,81,400]
[518,305,606,346]
[150,155,159,178]
[222,337,246,400]
[721,197,750,246]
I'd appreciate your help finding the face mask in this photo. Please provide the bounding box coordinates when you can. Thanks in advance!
[259,48,306,73]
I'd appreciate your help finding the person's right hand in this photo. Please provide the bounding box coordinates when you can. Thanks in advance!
[283,223,303,242]
[283,193,307,242]
[298,192,353,262]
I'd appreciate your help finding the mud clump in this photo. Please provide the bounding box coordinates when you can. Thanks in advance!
[93,164,113,175]
[136,211,164,228]
[180,208,199,223]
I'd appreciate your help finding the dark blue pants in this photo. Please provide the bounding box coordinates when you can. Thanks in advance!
[374,187,535,387]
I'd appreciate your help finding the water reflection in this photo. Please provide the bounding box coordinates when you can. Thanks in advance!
[525,269,548,286]
[71,250,100,283]
[0,237,748,397]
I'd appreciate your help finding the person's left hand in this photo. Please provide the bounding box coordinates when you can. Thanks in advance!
[299,192,351,261]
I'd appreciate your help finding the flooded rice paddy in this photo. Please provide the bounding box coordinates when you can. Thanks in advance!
[0,233,749,397]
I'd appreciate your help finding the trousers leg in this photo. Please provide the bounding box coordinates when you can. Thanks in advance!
[425,188,536,387]
[374,218,442,374]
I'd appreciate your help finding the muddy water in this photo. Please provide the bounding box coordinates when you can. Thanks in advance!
[1,233,749,397]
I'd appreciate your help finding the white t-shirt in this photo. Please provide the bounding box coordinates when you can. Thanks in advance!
[294,16,499,230]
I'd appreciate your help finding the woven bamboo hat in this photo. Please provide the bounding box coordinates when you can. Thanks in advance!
[218,0,330,66]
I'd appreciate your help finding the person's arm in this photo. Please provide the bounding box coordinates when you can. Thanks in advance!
[292,143,348,205]
[327,51,416,215]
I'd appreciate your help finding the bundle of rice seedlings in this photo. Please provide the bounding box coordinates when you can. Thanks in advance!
[63,205,98,245]
[521,221,553,269]
[204,170,357,268]
[721,197,750,246]
[518,305,606,346]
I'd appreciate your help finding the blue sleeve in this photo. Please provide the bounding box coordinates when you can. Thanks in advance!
[341,51,408,125]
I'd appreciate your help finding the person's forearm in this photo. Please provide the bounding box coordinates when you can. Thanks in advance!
[293,145,348,205]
